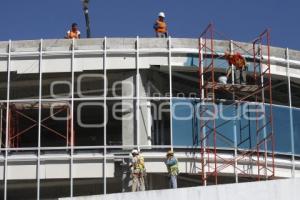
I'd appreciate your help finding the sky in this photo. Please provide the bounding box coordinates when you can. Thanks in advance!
[0,0,299,49]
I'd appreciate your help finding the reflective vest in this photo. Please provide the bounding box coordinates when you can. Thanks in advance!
[227,53,246,69]
[132,155,146,174]
[67,30,80,39]
[155,20,167,33]
[167,158,179,176]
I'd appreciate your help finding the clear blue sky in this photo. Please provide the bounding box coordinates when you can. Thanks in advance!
[0,0,299,49]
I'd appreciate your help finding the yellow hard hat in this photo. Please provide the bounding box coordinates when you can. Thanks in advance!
[167,150,174,156]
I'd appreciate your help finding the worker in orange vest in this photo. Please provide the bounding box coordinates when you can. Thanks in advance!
[153,12,168,38]
[224,51,247,84]
[65,23,81,39]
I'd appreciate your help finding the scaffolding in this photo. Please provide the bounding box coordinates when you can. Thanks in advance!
[0,102,74,148]
[197,23,275,185]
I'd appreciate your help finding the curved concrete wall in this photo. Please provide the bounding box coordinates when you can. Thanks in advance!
[61,178,300,200]
[0,38,299,77]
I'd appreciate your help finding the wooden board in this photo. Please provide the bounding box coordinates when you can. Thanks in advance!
[205,82,259,93]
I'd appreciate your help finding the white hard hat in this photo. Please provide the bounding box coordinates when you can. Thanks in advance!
[131,149,139,154]
[218,76,228,84]
[158,12,165,18]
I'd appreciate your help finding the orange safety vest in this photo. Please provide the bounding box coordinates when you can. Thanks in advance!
[227,53,246,69]
[67,30,80,39]
[155,20,167,33]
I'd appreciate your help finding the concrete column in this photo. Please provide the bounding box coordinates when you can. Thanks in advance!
[138,100,151,146]
[139,72,152,146]
[0,105,2,147]
[122,75,135,147]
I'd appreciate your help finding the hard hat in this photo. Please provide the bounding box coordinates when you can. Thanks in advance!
[158,12,165,18]
[218,76,228,84]
[167,150,174,156]
[131,149,139,155]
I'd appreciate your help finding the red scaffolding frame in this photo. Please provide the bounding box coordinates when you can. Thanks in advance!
[198,23,275,185]
[2,102,74,148]
[253,30,275,180]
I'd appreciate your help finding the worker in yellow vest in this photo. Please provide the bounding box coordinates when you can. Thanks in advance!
[153,12,168,38]
[129,149,146,192]
[165,150,179,189]
[65,23,81,39]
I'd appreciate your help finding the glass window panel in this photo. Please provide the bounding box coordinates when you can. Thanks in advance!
[74,100,104,146]
[292,108,300,155]
[41,101,70,147]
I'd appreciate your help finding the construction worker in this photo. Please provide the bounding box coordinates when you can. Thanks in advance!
[129,149,146,192]
[224,51,248,84]
[165,150,179,189]
[65,23,81,39]
[153,12,168,38]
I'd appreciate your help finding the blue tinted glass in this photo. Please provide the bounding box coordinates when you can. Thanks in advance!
[292,108,300,155]
[237,103,256,149]
[272,105,291,153]
[215,104,235,148]
[172,99,196,146]
[172,99,293,154]
[183,56,228,69]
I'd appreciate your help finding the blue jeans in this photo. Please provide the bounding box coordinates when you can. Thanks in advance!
[169,175,177,189]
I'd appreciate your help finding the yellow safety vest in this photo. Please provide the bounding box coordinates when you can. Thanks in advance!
[167,158,179,176]
[133,155,146,174]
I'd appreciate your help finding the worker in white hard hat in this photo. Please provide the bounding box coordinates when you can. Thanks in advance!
[153,12,168,38]
[129,149,146,192]
[165,150,179,189]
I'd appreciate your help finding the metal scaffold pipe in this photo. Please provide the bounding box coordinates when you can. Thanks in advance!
[82,0,91,38]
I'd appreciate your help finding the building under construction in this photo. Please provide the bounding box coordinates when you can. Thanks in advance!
[0,24,299,199]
